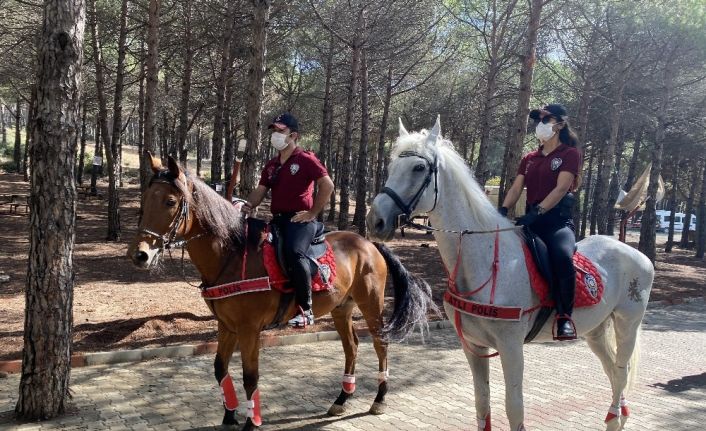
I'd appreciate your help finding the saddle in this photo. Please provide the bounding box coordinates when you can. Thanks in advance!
[522,226,604,342]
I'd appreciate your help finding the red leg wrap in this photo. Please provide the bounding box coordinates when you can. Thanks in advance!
[220,374,239,411]
[342,374,356,394]
[477,412,491,431]
[620,396,630,417]
[246,389,262,427]
[605,406,620,423]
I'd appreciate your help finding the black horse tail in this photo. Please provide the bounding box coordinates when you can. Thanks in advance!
[373,242,440,342]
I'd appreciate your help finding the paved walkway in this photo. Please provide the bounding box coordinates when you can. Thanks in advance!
[1,300,705,430]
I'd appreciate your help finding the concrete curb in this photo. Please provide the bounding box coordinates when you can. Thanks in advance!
[1,298,701,375]
[0,320,455,374]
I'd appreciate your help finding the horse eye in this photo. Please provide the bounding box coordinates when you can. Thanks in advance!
[166,199,177,207]
[413,163,426,172]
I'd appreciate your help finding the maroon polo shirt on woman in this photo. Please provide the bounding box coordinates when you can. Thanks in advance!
[258,146,328,214]
[518,144,581,205]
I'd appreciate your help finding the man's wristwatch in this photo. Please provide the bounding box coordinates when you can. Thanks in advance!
[536,205,546,215]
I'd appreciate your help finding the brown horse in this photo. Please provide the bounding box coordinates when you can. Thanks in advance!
[127,155,436,430]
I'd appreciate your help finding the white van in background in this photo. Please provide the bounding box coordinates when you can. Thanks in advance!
[655,210,698,233]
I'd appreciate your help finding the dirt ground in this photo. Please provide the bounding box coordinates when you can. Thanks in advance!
[1,171,705,361]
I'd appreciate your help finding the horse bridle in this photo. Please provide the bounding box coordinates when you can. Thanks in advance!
[381,150,439,224]
[139,176,199,252]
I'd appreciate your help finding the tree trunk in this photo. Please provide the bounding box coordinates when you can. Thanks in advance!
[474,62,498,188]
[239,0,270,196]
[77,103,87,183]
[23,87,37,181]
[337,10,363,230]
[375,64,393,195]
[15,0,84,419]
[1,104,6,147]
[142,0,160,191]
[353,50,369,235]
[500,0,543,208]
[223,87,234,183]
[90,118,101,194]
[596,77,627,234]
[606,135,626,235]
[210,6,233,186]
[580,146,595,239]
[328,135,341,222]
[107,0,129,239]
[137,38,146,187]
[640,79,673,263]
[176,0,193,166]
[696,157,706,258]
[680,161,701,248]
[318,34,334,174]
[624,131,643,191]
[665,171,678,253]
[89,0,120,241]
[196,126,202,176]
[14,98,22,172]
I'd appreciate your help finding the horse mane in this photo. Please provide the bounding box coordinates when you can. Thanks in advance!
[393,129,513,231]
[155,169,244,246]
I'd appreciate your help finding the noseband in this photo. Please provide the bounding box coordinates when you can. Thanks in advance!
[381,150,439,224]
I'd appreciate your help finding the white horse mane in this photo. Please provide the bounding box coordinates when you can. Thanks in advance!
[392,127,513,231]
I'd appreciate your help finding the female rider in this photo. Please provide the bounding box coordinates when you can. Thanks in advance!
[501,103,581,340]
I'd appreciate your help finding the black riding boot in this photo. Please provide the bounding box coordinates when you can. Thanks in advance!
[554,274,576,340]
[290,256,313,310]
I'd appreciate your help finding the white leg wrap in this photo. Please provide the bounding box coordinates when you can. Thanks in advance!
[377,369,389,384]
[342,373,356,394]
[477,416,486,431]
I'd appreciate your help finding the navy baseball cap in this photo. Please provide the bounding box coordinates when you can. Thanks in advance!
[529,104,568,122]
[268,113,299,132]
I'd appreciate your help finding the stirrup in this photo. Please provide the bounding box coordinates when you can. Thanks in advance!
[553,314,577,341]
[288,306,314,328]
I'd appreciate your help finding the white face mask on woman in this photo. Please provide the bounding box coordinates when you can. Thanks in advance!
[270,132,289,150]
[535,121,557,142]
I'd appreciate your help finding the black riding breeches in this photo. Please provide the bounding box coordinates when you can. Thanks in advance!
[272,215,318,311]
[530,213,576,317]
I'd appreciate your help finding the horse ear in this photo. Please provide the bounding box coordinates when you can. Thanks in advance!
[167,156,182,178]
[146,151,162,173]
[398,118,409,137]
[428,115,441,144]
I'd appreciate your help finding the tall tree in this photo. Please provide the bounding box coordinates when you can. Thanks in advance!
[15,0,84,419]
[499,0,543,210]
[141,0,160,191]
[240,0,271,196]
[13,98,22,172]
[353,49,370,234]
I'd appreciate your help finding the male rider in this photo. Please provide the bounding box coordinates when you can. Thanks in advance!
[243,113,334,327]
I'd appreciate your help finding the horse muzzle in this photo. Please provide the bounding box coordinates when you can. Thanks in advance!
[128,241,160,269]
[366,195,401,242]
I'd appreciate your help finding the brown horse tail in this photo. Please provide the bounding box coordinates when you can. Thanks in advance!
[373,242,439,342]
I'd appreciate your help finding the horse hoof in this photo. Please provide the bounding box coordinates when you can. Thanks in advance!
[369,401,386,415]
[240,418,259,431]
[328,403,347,416]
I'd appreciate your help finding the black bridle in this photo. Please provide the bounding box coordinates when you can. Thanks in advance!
[381,150,439,224]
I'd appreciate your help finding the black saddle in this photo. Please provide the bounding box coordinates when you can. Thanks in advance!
[269,221,328,278]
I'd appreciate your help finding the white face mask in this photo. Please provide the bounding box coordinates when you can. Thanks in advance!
[535,121,556,142]
[270,132,289,150]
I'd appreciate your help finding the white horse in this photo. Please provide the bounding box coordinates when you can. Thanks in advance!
[366,117,654,431]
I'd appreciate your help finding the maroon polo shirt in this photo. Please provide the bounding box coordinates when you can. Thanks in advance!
[259,146,328,214]
[518,144,581,205]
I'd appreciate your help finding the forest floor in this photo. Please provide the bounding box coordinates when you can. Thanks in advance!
[1,168,705,361]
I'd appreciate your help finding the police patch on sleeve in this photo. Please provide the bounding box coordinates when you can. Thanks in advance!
[550,157,563,171]
[290,163,300,175]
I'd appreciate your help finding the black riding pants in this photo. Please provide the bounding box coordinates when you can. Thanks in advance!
[272,214,318,311]
[529,211,576,317]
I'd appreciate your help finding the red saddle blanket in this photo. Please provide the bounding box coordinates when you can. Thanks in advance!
[262,240,336,293]
[522,246,604,308]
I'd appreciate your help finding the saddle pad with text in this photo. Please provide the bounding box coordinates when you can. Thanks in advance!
[522,246,604,308]
[263,240,336,293]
